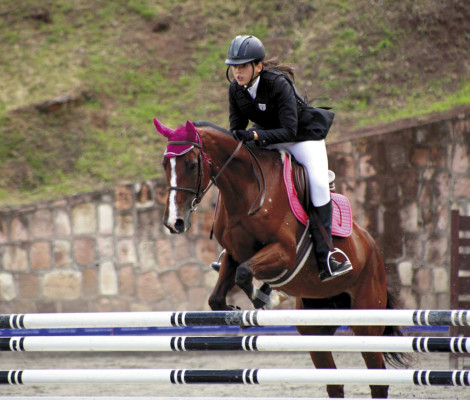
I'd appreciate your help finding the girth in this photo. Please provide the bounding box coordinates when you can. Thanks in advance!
[262,224,313,288]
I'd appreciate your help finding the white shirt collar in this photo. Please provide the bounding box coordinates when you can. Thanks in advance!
[246,76,260,99]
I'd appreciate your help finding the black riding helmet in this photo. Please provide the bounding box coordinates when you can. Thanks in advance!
[225,35,265,84]
[225,35,266,65]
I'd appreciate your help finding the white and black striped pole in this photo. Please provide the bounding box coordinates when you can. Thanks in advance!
[1,368,469,386]
[0,335,468,353]
[0,310,468,329]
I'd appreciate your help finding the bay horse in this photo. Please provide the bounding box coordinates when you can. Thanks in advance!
[156,119,408,399]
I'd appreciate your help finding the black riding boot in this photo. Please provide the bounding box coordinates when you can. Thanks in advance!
[309,201,353,282]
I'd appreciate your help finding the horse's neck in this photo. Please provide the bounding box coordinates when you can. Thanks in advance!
[203,131,258,206]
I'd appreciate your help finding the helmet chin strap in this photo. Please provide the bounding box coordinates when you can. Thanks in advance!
[246,62,262,88]
[246,62,256,87]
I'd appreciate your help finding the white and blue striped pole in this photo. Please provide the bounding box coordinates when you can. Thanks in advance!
[1,368,469,386]
[0,335,468,353]
[0,310,468,329]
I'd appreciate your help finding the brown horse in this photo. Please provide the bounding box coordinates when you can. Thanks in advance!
[156,119,408,399]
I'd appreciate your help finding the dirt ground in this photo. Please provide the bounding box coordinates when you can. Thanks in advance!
[0,350,467,399]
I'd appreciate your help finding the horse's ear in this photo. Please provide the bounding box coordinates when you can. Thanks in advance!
[153,118,174,138]
[185,120,198,141]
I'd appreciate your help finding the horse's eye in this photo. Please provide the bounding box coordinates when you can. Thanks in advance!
[186,160,198,172]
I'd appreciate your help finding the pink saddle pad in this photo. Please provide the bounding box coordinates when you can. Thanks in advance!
[283,154,353,237]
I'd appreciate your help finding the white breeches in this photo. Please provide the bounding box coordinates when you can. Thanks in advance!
[267,140,330,207]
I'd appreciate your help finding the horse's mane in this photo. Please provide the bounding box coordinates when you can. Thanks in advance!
[194,120,276,160]
[193,121,231,136]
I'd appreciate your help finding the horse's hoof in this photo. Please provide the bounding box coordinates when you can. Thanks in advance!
[252,298,267,309]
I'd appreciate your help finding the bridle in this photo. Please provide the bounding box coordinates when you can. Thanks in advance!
[166,139,266,216]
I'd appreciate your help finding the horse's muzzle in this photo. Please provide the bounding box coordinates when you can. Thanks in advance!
[164,218,188,234]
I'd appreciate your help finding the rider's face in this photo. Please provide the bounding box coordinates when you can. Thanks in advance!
[231,62,262,86]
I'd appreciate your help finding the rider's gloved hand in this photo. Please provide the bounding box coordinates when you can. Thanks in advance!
[234,130,255,142]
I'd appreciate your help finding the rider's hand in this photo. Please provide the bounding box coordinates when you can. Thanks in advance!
[234,130,255,142]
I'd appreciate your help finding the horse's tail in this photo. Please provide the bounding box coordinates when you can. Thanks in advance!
[382,289,414,368]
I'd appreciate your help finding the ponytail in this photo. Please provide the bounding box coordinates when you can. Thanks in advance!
[263,58,296,81]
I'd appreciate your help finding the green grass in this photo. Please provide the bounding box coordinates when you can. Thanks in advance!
[0,0,468,207]
[357,80,470,126]
[128,0,160,20]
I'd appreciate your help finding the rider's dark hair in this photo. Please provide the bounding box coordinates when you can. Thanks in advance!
[263,58,296,81]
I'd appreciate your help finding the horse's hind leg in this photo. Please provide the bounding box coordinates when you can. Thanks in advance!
[352,323,388,398]
[298,326,345,398]
[296,298,344,398]
[360,350,388,399]
[350,249,389,398]
[350,323,389,397]
[350,304,388,397]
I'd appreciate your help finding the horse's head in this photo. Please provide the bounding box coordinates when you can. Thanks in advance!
[155,118,211,234]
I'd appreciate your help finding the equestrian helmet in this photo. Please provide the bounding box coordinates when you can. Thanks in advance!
[225,35,265,65]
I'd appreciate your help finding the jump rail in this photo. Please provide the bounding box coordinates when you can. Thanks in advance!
[1,368,469,386]
[0,309,468,330]
[1,335,469,353]
[1,396,460,400]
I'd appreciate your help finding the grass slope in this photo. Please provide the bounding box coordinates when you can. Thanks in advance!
[0,0,469,207]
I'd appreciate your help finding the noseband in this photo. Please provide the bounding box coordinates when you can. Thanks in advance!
[166,140,266,215]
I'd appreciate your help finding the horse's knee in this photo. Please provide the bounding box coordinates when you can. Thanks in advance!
[235,264,253,287]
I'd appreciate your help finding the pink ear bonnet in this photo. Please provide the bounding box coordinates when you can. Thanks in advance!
[154,119,200,158]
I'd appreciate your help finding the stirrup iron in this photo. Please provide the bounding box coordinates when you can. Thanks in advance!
[323,248,353,281]
[210,249,226,272]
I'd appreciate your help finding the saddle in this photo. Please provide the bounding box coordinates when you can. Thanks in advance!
[281,151,353,238]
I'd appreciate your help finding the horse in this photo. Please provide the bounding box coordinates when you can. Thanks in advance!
[156,118,409,399]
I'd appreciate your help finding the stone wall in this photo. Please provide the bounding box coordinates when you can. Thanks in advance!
[328,111,470,309]
[0,181,222,313]
[0,110,469,313]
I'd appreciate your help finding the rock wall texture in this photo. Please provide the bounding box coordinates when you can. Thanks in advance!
[328,111,470,309]
[0,110,469,313]
[0,181,221,313]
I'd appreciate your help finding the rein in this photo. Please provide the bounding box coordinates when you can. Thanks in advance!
[167,139,266,216]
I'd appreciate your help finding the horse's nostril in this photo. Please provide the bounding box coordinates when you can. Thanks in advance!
[174,218,185,233]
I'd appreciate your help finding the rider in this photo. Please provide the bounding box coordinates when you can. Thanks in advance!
[225,34,352,282]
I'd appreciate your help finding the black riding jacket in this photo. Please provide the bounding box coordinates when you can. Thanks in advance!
[229,69,298,146]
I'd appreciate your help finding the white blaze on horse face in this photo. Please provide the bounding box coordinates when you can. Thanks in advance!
[167,158,179,227]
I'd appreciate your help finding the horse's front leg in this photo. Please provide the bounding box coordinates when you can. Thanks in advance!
[235,242,293,309]
[208,252,238,310]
